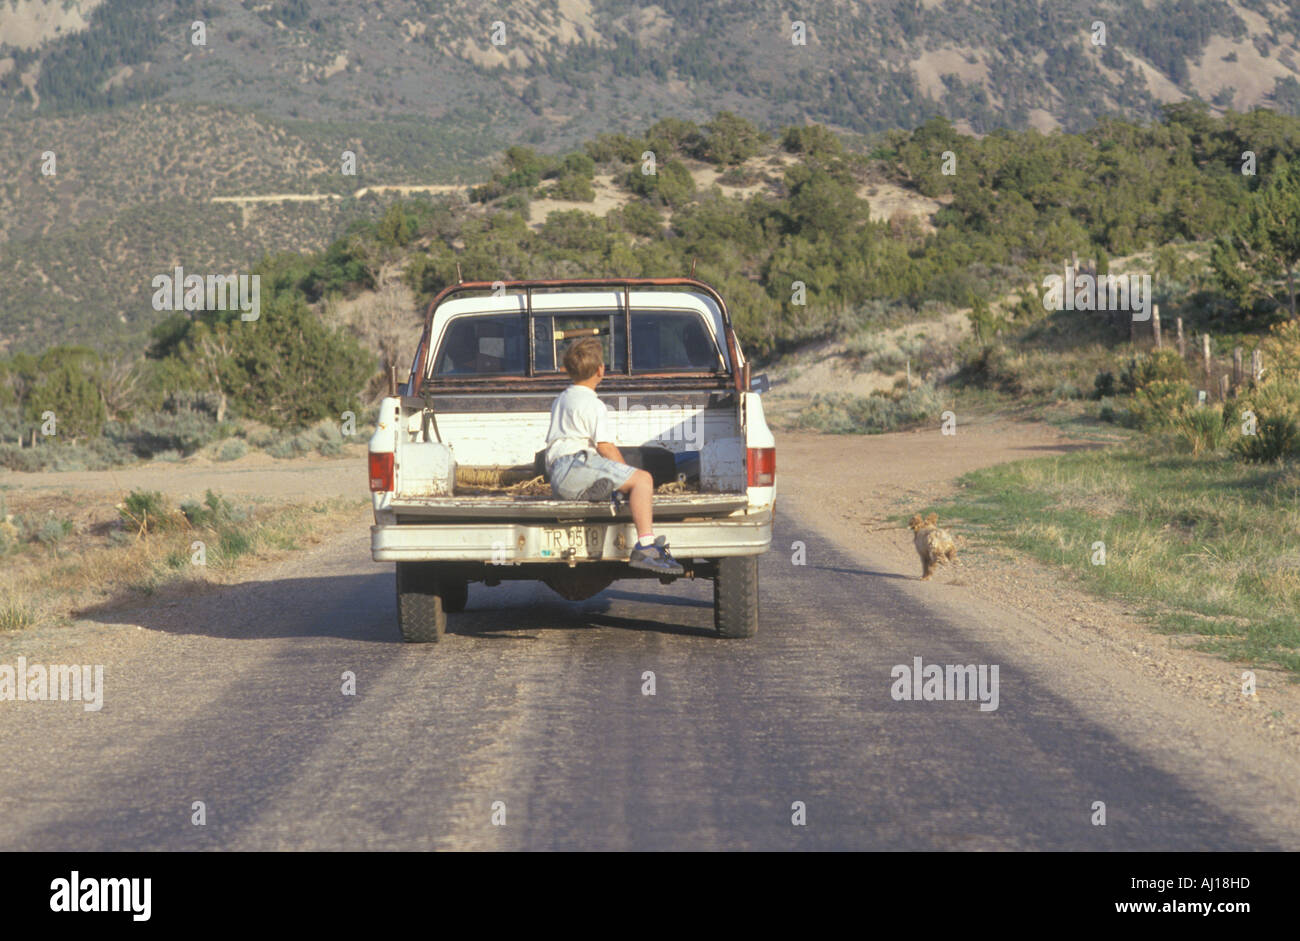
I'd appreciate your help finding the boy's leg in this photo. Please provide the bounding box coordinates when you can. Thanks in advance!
[570,453,681,574]
[618,469,684,575]
[616,469,654,539]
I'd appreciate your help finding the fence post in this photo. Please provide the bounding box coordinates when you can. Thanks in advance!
[1252,348,1263,384]
[1232,347,1243,389]
[1176,317,1185,358]
[1202,333,1212,385]
[1218,374,1230,402]
[1152,304,1162,348]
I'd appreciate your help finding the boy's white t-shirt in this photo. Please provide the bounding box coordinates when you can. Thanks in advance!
[545,384,613,470]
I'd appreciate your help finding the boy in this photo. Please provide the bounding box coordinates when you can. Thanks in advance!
[544,336,685,575]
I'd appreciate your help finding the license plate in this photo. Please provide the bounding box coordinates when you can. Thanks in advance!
[541,525,605,557]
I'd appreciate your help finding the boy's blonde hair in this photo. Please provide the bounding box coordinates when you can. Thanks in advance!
[564,336,605,381]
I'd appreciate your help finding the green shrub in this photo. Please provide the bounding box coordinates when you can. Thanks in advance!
[266,437,303,460]
[119,490,179,533]
[843,332,893,365]
[548,174,595,201]
[0,599,34,631]
[612,201,663,238]
[965,295,1002,342]
[216,439,247,462]
[218,528,253,561]
[795,384,944,434]
[181,490,241,528]
[1170,405,1235,456]
[246,427,276,449]
[1092,369,1116,399]
[107,392,222,458]
[35,517,73,548]
[1235,415,1300,462]
[1234,376,1300,462]
[955,343,1023,393]
[0,510,16,554]
[264,421,347,459]
[1127,379,1194,430]
[0,437,137,472]
[1119,349,1189,394]
[221,293,371,430]
[0,444,47,473]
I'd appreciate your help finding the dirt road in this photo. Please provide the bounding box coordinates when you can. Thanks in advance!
[2,420,1297,850]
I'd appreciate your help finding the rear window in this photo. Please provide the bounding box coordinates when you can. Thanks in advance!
[628,310,722,371]
[432,314,528,376]
[432,308,723,378]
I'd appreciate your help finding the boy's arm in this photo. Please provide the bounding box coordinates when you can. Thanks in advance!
[592,399,624,463]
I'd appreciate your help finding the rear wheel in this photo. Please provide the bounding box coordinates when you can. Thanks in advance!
[396,562,447,643]
[713,555,759,638]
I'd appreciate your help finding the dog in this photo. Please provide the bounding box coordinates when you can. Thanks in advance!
[909,513,957,580]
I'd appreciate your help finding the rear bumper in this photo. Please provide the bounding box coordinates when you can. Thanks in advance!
[372,508,772,562]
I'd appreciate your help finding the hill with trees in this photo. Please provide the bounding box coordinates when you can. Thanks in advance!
[5,106,1300,473]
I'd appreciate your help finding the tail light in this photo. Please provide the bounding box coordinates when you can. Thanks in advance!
[369,452,394,492]
[747,447,775,487]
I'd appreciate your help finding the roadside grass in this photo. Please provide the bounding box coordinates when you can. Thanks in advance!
[0,594,35,631]
[792,383,951,434]
[0,490,365,632]
[928,449,1300,677]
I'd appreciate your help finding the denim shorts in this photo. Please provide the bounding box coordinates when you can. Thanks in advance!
[549,451,636,501]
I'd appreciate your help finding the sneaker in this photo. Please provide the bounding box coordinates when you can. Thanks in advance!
[628,536,685,575]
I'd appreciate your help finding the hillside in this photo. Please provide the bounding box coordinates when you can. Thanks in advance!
[0,102,504,353]
[3,0,1299,135]
[5,0,1300,353]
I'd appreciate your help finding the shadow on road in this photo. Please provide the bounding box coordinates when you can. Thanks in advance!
[600,588,712,608]
[78,572,397,642]
[813,564,912,580]
[78,571,718,642]
[451,582,716,639]
[1012,443,1104,453]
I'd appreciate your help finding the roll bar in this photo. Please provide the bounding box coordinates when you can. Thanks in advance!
[414,277,745,393]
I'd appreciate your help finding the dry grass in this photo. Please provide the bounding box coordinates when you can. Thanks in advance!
[455,465,538,490]
[934,449,1300,676]
[455,466,695,496]
[0,490,363,633]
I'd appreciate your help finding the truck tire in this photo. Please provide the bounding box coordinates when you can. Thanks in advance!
[713,555,759,638]
[395,562,446,643]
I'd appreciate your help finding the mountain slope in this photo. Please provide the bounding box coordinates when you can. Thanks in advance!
[3,0,1299,135]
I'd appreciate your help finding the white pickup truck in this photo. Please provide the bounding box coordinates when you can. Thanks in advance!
[368,277,775,642]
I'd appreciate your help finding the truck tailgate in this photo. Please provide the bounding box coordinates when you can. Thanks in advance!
[387,492,750,521]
